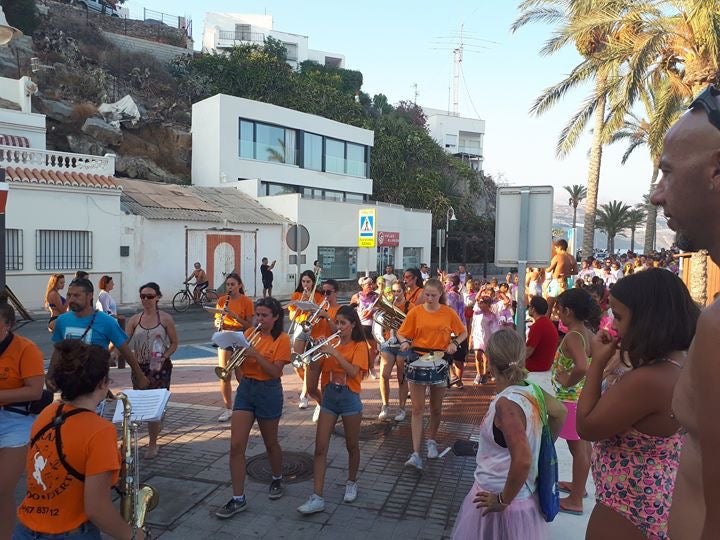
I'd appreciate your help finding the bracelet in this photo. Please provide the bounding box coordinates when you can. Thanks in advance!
[451,338,460,348]
[497,492,509,506]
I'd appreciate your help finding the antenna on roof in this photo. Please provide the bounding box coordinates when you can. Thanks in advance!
[30,57,54,73]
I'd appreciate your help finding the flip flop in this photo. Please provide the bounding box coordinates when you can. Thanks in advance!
[558,481,588,498]
[558,506,584,516]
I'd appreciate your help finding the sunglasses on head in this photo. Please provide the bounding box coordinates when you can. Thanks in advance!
[322,289,334,295]
[140,294,157,300]
[690,85,720,131]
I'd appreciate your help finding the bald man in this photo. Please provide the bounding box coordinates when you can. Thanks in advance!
[651,85,720,540]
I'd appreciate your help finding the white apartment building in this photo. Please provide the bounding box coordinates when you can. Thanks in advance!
[424,107,485,172]
[191,94,432,283]
[202,13,345,69]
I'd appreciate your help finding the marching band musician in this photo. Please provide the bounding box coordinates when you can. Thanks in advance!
[15,340,145,540]
[288,270,323,410]
[215,297,291,520]
[402,268,425,311]
[297,306,369,515]
[375,283,409,422]
[215,273,254,423]
[397,278,468,472]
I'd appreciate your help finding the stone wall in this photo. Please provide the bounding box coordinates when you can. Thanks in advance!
[102,32,191,64]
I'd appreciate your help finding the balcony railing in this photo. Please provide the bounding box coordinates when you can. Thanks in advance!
[217,30,265,44]
[0,145,116,176]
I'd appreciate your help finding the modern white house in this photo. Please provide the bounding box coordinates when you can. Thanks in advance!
[424,107,485,172]
[202,13,345,69]
[191,94,432,282]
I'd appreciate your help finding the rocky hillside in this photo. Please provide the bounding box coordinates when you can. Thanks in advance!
[0,2,192,183]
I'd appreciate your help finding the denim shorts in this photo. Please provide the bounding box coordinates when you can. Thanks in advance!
[321,384,362,417]
[13,521,101,540]
[0,409,35,448]
[233,377,283,420]
[379,338,410,357]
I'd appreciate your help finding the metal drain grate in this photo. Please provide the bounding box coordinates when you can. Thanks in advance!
[334,416,393,440]
[246,451,314,484]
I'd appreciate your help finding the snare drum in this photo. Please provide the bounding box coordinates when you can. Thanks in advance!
[405,353,449,386]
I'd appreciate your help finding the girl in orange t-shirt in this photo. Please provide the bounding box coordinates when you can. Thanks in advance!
[297,305,369,515]
[397,278,468,472]
[215,273,255,422]
[214,297,291,519]
[16,340,146,540]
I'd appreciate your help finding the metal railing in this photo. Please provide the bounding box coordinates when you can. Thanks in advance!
[0,145,115,176]
[217,30,265,44]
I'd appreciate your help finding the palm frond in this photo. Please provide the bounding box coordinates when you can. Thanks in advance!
[510,6,566,33]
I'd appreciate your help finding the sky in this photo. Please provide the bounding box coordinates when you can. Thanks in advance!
[123,0,656,207]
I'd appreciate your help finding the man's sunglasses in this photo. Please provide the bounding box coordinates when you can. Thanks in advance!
[322,289,335,295]
[689,85,720,131]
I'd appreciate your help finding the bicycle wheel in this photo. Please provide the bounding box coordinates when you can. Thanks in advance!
[203,289,219,304]
[172,291,191,312]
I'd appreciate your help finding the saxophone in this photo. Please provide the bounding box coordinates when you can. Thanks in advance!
[115,392,159,534]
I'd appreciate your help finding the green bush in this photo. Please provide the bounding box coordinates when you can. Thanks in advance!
[1,0,40,36]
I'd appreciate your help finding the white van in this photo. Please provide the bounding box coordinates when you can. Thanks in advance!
[72,0,123,17]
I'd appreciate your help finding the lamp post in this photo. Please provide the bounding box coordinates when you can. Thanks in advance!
[445,206,457,272]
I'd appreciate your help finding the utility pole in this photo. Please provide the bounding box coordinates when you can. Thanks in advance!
[452,24,464,115]
[412,83,419,104]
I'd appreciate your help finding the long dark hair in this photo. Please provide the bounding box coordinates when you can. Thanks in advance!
[404,268,423,288]
[557,287,601,331]
[51,340,110,401]
[254,297,284,339]
[294,270,316,293]
[610,269,699,368]
[225,272,245,294]
[336,305,364,342]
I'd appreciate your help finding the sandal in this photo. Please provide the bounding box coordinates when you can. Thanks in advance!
[558,481,588,498]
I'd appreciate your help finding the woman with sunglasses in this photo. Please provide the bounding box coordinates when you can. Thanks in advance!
[125,282,179,459]
[215,273,254,422]
[402,268,425,312]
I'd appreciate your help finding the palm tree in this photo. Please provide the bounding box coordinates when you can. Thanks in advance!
[512,0,643,258]
[563,184,587,232]
[595,200,631,253]
[625,206,647,253]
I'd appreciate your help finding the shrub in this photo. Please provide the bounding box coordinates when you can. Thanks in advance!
[70,102,98,124]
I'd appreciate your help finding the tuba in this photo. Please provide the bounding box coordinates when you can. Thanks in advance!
[114,392,158,535]
[372,295,406,332]
[290,331,341,368]
[215,324,263,381]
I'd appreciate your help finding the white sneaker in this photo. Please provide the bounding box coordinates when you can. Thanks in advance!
[473,374,482,385]
[312,404,321,423]
[297,493,325,514]
[426,439,439,459]
[298,394,309,409]
[378,405,389,421]
[369,368,379,380]
[344,481,358,503]
[218,409,232,422]
[404,452,423,471]
[394,408,406,422]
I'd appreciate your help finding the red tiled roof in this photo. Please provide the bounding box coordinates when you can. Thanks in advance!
[0,135,29,148]
[4,167,121,190]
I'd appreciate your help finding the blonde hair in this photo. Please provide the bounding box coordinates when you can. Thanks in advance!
[486,329,527,385]
[44,273,65,307]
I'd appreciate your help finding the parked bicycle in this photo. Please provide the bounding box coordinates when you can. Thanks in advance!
[172,282,219,312]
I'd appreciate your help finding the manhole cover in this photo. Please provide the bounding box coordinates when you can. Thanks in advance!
[334,416,393,440]
[246,451,313,484]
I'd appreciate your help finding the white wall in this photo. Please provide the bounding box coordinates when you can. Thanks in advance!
[102,32,190,64]
[6,184,122,310]
[191,97,222,186]
[307,49,345,68]
[0,109,47,150]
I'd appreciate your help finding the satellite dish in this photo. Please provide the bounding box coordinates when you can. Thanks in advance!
[0,7,22,46]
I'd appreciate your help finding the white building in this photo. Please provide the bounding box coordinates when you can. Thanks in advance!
[191,94,432,282]
[424,107,485,172]
[202,13,345,69]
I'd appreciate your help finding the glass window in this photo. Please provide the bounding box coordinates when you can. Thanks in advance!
[377,247,396,275]
[284,42,299,61]
[266,183,297,196]
[325,138,345,174]
[345,192,364,202]
[402,247,422,271]
[346,143,366,177]
[304,133,323,171]
[36,230,92,270]
[318,246,357,280]
[256,122,287,163]
[323,190,343,201]
[239,120,254,159]
[6,228,22,271]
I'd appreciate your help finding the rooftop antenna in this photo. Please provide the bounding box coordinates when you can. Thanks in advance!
[452,24,464,115]
[412,83,419,104]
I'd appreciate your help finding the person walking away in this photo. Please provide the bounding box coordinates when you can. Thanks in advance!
[260,258,276,298]
[525,296,560,394]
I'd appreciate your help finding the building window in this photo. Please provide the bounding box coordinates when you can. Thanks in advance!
[325,138,345,174]
[234,24,251,40]
[318,246,357,280]
[344,192,365,202]
[239,120,254,159]
[6,228,22,271]
[325,56,342,68]
[323,189,343,201]
[402,247,422,270]
[304,133,323,171]
[346,143,366,177]
[238,119,297,165]
[283,42,298,61]
[36,230,92,271]
[260,182,298,196]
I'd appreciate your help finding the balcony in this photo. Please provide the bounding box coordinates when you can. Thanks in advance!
[0,145,115,176]
[216,30,265,47]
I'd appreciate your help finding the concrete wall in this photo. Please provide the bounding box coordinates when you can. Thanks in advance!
[102,32,191,64]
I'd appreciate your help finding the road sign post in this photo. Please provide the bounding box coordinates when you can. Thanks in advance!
[286,224,310,284]
[358,209,376,276]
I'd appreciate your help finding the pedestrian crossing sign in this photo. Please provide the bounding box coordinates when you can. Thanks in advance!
[358,208,376,248]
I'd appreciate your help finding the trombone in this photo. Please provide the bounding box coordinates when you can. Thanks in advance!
[215,324,263,381]
[288,268,322,337]
[291,331,341,368]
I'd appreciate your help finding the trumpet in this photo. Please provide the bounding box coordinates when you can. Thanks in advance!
[291,331,341,368]
[300,299,329,333]
[288,268,322,337]
[215,324,263,381]
[372,295,406,332]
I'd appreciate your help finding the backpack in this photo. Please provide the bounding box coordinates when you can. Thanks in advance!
[527,382,560,522]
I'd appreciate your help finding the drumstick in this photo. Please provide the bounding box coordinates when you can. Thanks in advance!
[438,446,451,459]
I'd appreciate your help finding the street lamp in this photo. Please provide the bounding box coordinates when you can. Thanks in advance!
[445,206,457,272]
[0,7,22,46]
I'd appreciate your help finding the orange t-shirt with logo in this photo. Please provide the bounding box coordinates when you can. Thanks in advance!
[320,340,369,394]
[239,330,291,381]
[398,304,465,351]
[0,334,45,406]
[17,402,120,534]
[288,291,324,338]
[215,294,254,331]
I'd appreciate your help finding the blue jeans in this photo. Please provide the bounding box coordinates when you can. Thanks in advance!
[320,384,362,417]
[13,522,101,540]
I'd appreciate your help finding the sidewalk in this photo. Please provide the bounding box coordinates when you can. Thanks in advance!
[98,357,593,539]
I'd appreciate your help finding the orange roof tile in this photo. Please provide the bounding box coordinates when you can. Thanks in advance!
[4,166,121,190]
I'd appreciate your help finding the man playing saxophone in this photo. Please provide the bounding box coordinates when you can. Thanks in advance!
[215,297,291,519]
[15,340,146,540]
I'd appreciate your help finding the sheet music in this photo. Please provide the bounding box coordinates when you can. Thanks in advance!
[111,389,171,423]
[212,331,250,350]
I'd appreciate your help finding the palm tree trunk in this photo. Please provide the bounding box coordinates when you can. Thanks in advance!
[572,206,577,230]
[630,226,636,253]
[581,88,606,257]
[643,165,660,254]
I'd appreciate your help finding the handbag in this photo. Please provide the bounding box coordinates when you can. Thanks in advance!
[527,382,560,522]
[3,389,54,416]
